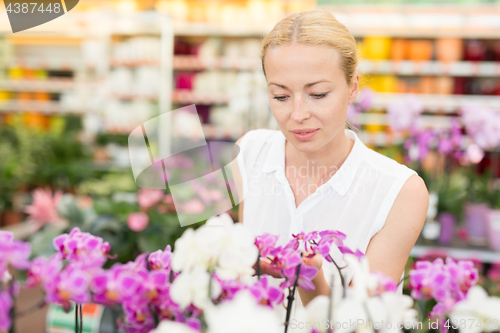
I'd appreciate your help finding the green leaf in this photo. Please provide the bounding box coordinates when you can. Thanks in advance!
[29,224,68,258]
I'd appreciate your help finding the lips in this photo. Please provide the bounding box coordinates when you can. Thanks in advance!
[291,128,319,141]
[290,128,318,134]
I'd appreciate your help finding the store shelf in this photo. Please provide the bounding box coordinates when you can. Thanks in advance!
[172,89,230,105]
[359,60,500,77]
[410,244,500,263]
[110,59,160,67]
[0,79,98,92]
[371,92,500,113]
[173,55,260,71]
[173,58,500,75]
[323,4,500,39]
[173,22,272,37]
[0,100,83,114]
[357,130,405,146]
[202,124,246,140]
[7,57,85,71]
[111,93,159,101]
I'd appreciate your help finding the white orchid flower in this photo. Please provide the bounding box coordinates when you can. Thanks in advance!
[150,320,199,333]
[171,213,258,280]
[290,295,330,333]
[205,290,283,333]
[169,265,222,311]
[449,285,500,333]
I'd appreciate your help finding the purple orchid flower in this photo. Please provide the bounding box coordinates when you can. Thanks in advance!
[255,233,279,258]
[338,246,365,261]
[249,276,285,307]
[44,263,93,309]
[25,255,63,288]
[122,298,155,331]
[213,275,248,302]
[370,271,399,295]
[386,93,424,132]
[91,266,143,306]
[53,227,110,269]
[409,257,479,326]
[148,245,173,272]
[0,290,13,332]
[0,231,31,275]
[281,263,318,291]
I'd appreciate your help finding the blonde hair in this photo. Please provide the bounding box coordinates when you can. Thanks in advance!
[261,8,362,131]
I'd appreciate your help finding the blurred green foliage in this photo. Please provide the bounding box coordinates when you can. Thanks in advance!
[0,119,93,210]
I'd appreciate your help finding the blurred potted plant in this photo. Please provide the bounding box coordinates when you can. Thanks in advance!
[462,166,493,246]
[403,118,465,244]
[435,168,468,245]
[0,123,41,226]
[0,117,92,226]
[460,103,500,246]
[485,178,500,251]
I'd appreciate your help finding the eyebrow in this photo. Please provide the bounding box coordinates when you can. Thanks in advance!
[268,80,331,89]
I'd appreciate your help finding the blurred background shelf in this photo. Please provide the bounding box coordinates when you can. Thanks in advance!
[411,235,500,263]
[1,2,500,332]
[359,60,500,77]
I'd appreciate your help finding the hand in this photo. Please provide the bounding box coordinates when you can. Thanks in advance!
[301,250,323,271]
[253,257,282,279]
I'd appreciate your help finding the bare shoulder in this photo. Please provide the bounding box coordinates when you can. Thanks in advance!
[365,173,429,282]
[384,173,429,231]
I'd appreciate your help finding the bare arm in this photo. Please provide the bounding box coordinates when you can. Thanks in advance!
[298,174,428,306]
[365,174,429,284]
[232,136,244,223]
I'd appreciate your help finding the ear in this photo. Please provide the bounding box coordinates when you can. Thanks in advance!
[347,73,360,105]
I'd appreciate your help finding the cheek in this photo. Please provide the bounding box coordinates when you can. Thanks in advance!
[269,102,289,121]
[311,95,347,118]
[311,99,348,128]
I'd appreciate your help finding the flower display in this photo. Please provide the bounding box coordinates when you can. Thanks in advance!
[448,285,500,333]
[461,104,500,151]
[127,212,150,232]
[23,188,65,229]
[2,214,499,333]
[386,93,424,132]
[138,189,165,210]
[409,257,481,332]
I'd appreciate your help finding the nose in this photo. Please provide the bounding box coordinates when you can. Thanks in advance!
[290,96,311,123]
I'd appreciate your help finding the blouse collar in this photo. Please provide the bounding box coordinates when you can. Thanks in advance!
[260,129,365,197]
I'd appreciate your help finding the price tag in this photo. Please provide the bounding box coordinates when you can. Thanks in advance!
[422,220,441,240]
[46,303,104,333]
[490,213,500,231]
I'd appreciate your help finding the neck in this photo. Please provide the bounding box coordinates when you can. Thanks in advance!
[285,129,354,182]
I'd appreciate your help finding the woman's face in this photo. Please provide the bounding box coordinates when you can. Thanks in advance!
[264,43,359,153]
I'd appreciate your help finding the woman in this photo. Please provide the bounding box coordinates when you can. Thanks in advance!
[231,8,429,308]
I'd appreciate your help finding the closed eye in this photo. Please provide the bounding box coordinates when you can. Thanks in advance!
[273,96,287,101]
[312,93,327,99]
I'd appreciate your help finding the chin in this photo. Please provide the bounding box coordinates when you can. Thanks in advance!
[288,137,321,153]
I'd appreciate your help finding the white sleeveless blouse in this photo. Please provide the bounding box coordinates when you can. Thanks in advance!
[236,128,418,308]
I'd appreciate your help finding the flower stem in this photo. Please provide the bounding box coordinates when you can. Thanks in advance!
[149,304,159,327]
[79,304,83,333]
[257,253,261,280]
[327,272,335,333]
[208,268,215,304]
[398,274,410,287]
[311,240,346,298]
[9,281,15,333]
[75,304,79,333]
[284,254,302,333]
